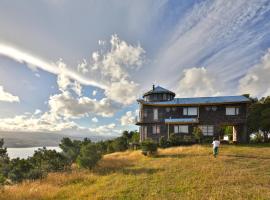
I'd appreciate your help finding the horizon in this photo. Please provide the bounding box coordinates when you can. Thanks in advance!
[0,0,270,147]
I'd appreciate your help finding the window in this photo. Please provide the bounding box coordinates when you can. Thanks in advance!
[163,94,167,100]
[166,107,170,112]
[226,107,239,115]
[153,108,158,120]
[152,125,160,134]
[143,110,147,117]
[199,125,214,136]
[183,107,198,115]
[172,107,176,111]
[205,106,217,111]
[174,125,189,133]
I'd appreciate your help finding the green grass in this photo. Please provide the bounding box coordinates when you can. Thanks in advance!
[1,144,270,200]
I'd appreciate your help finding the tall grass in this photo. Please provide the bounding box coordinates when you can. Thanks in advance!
[1,144,270,200]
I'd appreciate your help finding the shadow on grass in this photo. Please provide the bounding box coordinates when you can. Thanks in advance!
[155,153,209,159]
[222,154,270,160]
[94,165,162,176]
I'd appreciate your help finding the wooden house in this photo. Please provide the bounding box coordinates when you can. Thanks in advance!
[136,85,251,143]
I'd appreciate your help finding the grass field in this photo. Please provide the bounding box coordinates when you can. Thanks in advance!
[1,144,270,200]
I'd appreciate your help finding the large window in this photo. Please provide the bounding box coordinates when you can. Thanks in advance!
[174,125,189,134]
[226,107,239,115]
[183,107,198,116]
[199,125,214,136]
[152,125,160,134]
[153,108,158,120]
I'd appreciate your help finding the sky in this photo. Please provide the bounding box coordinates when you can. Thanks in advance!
[0,0,270,139]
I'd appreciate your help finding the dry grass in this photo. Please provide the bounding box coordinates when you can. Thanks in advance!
[1,144,270,200]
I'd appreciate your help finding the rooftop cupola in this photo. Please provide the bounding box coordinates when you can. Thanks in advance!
[143,85,175,102]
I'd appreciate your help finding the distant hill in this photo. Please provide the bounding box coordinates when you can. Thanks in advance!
[0,131,111,147]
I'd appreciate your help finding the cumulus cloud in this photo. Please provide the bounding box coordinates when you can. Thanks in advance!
[239,49,270,97]
[120,111,136,126]
[92,90,97,96]
[0,35,144,105]
[48,91,120,119]
[0,86,20,102]
[92,117,98,123]
[176,67,222,97]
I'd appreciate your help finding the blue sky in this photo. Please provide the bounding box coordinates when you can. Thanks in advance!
[0,0,270,138]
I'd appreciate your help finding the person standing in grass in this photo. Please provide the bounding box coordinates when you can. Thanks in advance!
[212,138,220,158]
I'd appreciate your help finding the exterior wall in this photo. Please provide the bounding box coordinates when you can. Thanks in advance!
[138,103,249,143]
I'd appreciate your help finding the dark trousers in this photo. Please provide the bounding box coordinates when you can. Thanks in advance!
[213,147,219,157]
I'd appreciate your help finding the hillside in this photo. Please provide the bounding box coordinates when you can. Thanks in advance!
[1,144,270,200]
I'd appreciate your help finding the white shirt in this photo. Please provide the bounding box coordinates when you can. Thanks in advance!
[212,140,220,148]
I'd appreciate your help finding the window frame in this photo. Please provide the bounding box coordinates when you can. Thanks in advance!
[174,125,189,134]
[226,107,240,115]
[152,125,160,134]
[199,125,214,136]
[153,108,158,120]
[183,107,198,116]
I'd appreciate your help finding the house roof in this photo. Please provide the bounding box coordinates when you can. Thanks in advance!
[143,86,175,97]
[165,118,199,124]
[139,95,251,106]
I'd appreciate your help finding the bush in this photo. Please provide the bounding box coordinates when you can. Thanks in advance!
[112,137,128,152]
[193,127,203,143]
[159,136,169,148]
[141,140,158,156]
[76,143,102,169]
[0,173,5,185]
[30,147,70,173]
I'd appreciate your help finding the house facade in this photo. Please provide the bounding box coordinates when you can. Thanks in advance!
[136,85,251,143]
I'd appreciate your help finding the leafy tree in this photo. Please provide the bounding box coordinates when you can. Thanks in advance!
[193,127,203,143]
[0,139,9,179]
[248,96,270,142]
[7,158,34,182]
[112,137,128,152]
[76,143,102,169]
[59,137,82,163]
[131,131,140,144]
[30,147,69,173]
[141,139,157,156]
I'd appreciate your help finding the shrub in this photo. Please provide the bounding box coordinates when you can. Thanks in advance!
[0,173,5,185]
[168,133,183,146]
[159,136,169,148]
[193,127,203,143]
[141,140,158,156]
[76,143,102,169]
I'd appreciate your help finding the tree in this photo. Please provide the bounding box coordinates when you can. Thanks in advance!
[0,139,9,182]
[248,96,270,142]
[112,137,128,152]
[193,127,203,143]
[76,143,102,169]
[59,137,82,163]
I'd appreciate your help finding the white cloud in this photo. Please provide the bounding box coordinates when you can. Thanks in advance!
[152,0,270,91]
[0,44,107,89]
[120,111,136,126]
[34,109,42,115]
[0,35,144,105]
[92,90,97,96]
[0,86,20,102]
[176,67,222,97]
[91,117,98,123]
[239,49,270,97]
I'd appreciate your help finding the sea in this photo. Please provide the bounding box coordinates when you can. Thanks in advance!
[7,147,61,159]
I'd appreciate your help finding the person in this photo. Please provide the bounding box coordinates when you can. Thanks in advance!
[212,138,220,158]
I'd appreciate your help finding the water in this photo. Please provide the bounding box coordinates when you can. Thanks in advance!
[7,147,61,159]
